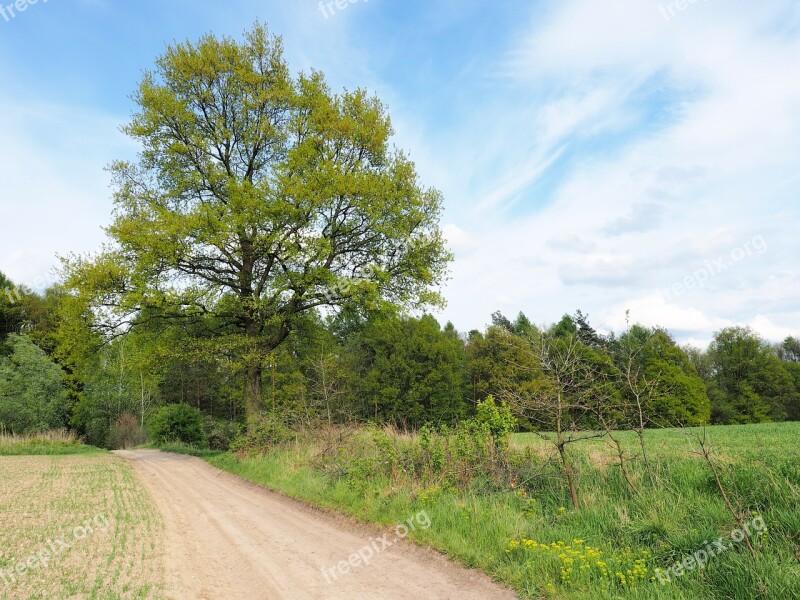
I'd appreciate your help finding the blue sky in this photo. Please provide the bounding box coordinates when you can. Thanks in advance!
[1,0,799,345]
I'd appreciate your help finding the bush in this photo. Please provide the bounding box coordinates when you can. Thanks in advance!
[81,417,110,448]
[475,395,517,440]
[230,413,293,455]
[316,422,516,491]
[205,417,243,451]
[147,404,206,447]
[108,413,146,449]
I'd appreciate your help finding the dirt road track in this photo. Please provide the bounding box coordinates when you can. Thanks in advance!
[116,450,517,600]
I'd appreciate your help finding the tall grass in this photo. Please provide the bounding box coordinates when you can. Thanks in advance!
[0,429,95,455]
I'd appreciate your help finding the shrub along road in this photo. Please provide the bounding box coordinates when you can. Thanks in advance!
[116,449,515,600]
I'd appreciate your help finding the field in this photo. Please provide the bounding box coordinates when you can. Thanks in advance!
[201,422,800,599]
[0,437,164,600]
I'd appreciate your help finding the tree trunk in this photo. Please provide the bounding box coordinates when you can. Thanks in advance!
[636,427,652,478]
[558,444,580,509]
[245,362,263,424]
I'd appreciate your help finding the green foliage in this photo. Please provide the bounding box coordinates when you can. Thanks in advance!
[778,336,800,362]
[475,395,517,439]
[708,327,795,423]
[205,416,244,451]
[551,314,578,339]
[230,414,293,454]
[347,313,469,426]
[781,362,800,420]
[0,272,25,350]
[616,326,711,427]
[317,421,512,491]
[466,325,544,414]
[147,404,206,446]
[70,395,109,448]
[0,334,70,434]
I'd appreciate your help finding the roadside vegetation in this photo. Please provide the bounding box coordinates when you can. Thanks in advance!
[0,430,93,456]
[203,420,800,599]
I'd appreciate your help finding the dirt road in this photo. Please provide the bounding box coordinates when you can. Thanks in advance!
[116,450,516,600]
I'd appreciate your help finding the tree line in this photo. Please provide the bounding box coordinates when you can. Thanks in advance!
[1,272,798,446]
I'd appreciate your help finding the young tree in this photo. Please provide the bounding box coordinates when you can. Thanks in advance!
[602,320,709,484]
[498,331,604,509]
[0,335,70,434]
[614,325,710,425]
[307,347,349,425]
[64,24,450,421]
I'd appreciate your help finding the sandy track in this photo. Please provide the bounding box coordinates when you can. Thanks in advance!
[116,450,516,600]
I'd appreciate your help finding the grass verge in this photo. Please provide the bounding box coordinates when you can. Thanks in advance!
[0,430,99,456]
[196,422,800,599]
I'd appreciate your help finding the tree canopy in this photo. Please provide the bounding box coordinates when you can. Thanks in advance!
[64,24,451,419]
[0,334,69,434]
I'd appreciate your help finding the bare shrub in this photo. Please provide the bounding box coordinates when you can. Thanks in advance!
[108,413,146,449]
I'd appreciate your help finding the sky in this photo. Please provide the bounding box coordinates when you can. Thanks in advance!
[1,0,799,346]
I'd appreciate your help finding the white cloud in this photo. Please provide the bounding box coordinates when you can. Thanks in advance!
[431,0,800,344]
[600,294,730,334]
[748,315,800,342]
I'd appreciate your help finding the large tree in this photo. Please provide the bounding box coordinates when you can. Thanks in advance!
[64,24,450,419]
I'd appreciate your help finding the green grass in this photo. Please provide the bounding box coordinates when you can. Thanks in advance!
[0,430,99,456]
[150,442,224,459]
[201,422,800,599]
